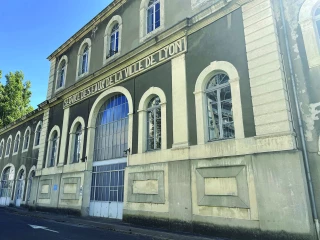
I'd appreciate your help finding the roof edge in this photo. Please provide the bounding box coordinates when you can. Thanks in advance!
[47,0,125,61]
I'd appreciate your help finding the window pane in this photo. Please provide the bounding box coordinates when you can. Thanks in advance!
[207,94,220,141]
[94,94,128,161]
[155,3,160,29]
[220,86,234,139]
[147,7,154,33]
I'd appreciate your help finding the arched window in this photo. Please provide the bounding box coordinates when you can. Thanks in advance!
[147,96,161,150]
[0,140,4,158]
[73,124,82,163]
[147,0,161,33]
[49,131,58,167]
[34,122,42,147]
[23,129,30,150]
[76,38,91,80]
[5,137,12,157]
[109,24,119,57]
[81,46,89,75]
[13,133,20,154]
[94,94,129,161]
[58,60,66,89]
[103,15,122,64]
[206,73,234,141]
[0,165,15,205]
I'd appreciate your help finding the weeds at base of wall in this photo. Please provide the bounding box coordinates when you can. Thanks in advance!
[123,214,315,240]
[17,204,81,217]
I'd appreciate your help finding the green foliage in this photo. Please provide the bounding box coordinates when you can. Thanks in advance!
[0,70,33,128]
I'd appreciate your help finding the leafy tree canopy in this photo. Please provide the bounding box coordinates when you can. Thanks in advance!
[0,70,33,128]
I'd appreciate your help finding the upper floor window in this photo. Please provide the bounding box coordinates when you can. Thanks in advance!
[206,73,234,141]
[299,0,320,68]
[23,128,31,151]
[5,137,12,157]
[81,46,89,74]
[56,56,68,91]
[104,15,122,65]
[76,38,91,80]
[147,0,161,34]
[110,24,119,57]
[13,133,20,154]
[34,122,42,147]
[49,131,58,167]
[147,96,161,150]
[139,0,164,42]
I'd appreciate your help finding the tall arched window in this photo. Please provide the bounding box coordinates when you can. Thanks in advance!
[81,46,89,75]
[34,122,42,147]
[147,96,161,150]
[73,124,82,163]
[5,137,12,157]
[147,0,161,34]
[206,73,234,141]
[23,129,30,150]
[94,94,129,161]
[57,60,66,89]
[13,133,20,154]
[49,131,58,167]
[109,24,119,57]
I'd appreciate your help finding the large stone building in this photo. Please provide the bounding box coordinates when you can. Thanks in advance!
[0,0,319,239]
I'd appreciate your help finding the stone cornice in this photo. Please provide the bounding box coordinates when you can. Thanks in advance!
[47,0,126,60]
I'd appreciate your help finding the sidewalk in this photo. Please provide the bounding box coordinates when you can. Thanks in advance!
[5,206,228,240]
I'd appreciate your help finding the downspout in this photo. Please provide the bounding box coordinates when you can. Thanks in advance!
[279,0,320,238]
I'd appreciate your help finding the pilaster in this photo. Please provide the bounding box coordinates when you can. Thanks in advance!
[46,58,56,100]
[171,53,189,149]
[242,0,294,137]
[58,107,70,166]
[36,109,50,175]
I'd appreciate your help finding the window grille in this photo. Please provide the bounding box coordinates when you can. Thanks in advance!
[147,96,161,150]
[206,73,234,141]
[147,0,161,33]
[73,124,82,163]
[94,94,129,162]
[90,163,126,202]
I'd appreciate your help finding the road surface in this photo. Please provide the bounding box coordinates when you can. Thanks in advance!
[0,208,153,240]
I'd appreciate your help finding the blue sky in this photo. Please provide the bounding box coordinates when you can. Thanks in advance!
[0,0,112,108]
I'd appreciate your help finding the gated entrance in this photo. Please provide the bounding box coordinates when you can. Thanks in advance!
[0,166,15,206]
[15,169,25,207]
[89,94,128,219]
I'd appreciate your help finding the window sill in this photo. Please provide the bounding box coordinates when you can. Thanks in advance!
[22,149,28,153]
[4,155,10,158]
[55,86,65,93]
[76,72,89,81]
[103,53,120,66]
[33,145,40,149]
[12,152,18,156]
[140,25,164,43]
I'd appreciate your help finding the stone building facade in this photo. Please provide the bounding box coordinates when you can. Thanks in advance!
[0,0,319,239]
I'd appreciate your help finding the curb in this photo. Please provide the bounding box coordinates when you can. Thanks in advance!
[5,207,219,240]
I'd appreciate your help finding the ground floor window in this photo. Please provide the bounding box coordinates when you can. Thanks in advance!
[90,163,126,202]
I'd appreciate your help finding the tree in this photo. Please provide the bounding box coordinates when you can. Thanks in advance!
[0,70,33,128]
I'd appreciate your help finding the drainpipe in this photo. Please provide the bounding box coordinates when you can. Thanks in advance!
[279,0,320,238]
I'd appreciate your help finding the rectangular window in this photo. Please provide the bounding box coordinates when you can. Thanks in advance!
[90,163,126,202]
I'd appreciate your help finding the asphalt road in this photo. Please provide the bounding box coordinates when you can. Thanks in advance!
[0,208,153,240]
